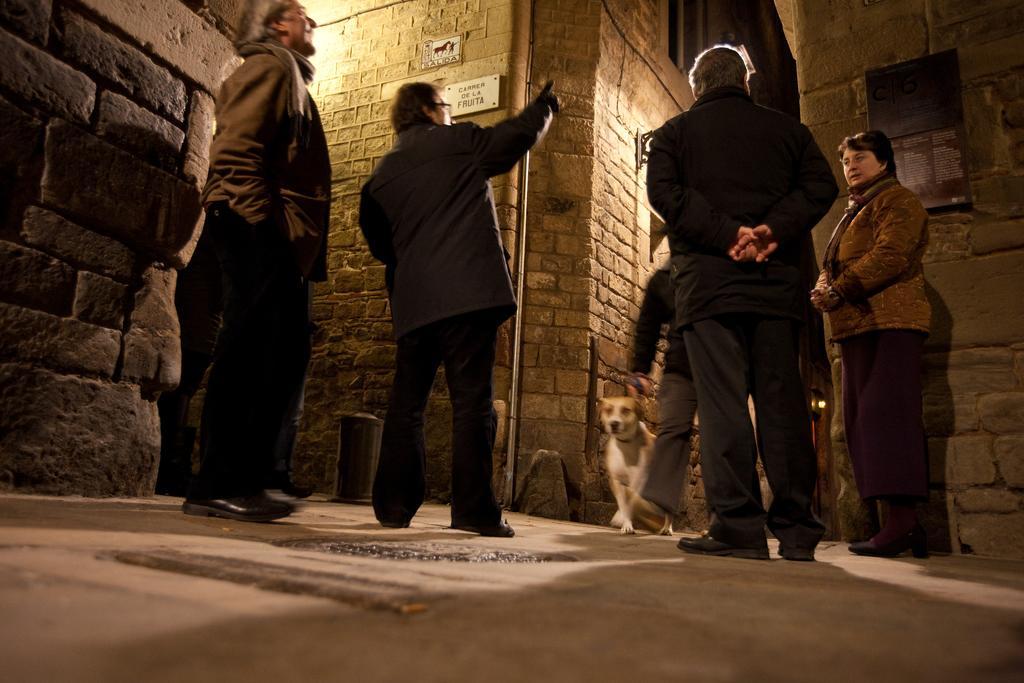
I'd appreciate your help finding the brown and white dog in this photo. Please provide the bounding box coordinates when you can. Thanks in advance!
[598,396,666,534]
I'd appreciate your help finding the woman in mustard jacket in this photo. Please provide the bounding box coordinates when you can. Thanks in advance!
[812,130,930,558]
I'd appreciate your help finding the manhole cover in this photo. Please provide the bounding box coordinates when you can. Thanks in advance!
[275,538,576,563]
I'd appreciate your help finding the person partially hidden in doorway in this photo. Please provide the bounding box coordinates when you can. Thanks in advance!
[626,265,762,537]
[155,228,221,498]
[625,264,698,533]
[359,81,559,537]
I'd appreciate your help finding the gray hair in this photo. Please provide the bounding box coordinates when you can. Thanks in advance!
[234,0,293,47]
[688,46,749,99]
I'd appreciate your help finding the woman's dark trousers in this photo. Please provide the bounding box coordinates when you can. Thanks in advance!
[840,330,928,501]
[683,314,825,551]
[187,205,311,501]
[373,309,503,528]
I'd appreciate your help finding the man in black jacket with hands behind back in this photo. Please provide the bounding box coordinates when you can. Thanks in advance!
[646,46,838,560]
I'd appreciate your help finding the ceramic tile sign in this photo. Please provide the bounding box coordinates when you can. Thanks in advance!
[445,75,501,118]
[421,35,462,69]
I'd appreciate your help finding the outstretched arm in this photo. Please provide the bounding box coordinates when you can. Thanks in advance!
[466,82,558,178]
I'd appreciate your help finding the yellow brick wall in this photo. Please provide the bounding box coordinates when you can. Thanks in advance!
[587,0,694,523]
[512,0,602,518]
[516,0,695,524]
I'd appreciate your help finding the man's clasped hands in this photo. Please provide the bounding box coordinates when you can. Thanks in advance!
[726,225,844,311]
[728,225,777,263]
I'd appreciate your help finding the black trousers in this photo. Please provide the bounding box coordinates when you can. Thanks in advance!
[373,309,503,527]
[156,349,213,494]
[187,205,310,500]
[271,316,313,482]
[683,315,824,550]
[156,229,221,494]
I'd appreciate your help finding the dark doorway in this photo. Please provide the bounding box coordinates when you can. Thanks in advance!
[682,0,800,117]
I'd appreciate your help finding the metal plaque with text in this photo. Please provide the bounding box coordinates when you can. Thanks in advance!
[866,49,971,210]
[891,128,972,209]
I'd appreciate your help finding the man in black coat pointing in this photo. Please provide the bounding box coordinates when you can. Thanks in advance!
[360,81,558,536]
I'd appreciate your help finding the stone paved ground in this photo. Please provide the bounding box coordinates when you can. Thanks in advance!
[1,493,1022,682]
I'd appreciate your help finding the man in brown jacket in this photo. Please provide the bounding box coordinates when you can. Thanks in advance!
[183,0,330,522]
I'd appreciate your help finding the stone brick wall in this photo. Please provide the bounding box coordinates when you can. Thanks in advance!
[0,0,238,494]
[794,0,1024,557]
[300,0,526,498]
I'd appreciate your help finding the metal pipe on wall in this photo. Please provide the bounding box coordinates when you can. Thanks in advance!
[502,0,539,509]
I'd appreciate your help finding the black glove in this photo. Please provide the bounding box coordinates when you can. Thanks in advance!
[535,80,559,114]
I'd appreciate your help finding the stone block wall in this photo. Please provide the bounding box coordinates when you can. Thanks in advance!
[0,0,238,495]
[794,0,1024,557]
[300,0,527,498]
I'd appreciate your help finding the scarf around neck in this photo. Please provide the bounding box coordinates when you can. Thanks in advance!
[822,172,899,278]
[237,40,315,134]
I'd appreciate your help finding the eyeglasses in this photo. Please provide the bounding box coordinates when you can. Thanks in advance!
[432,101,451,110]
[282,7,316,29]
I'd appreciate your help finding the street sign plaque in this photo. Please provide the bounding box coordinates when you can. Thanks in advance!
[445,75,501,117]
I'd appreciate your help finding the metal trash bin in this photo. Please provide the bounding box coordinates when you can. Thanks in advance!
[334,413,383,504]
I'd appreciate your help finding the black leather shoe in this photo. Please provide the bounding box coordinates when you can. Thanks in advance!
[451,519,515,537]
[182,492,294,522]
[849,523,928,558]
[677,534,769,560]
[778,544,816,562]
